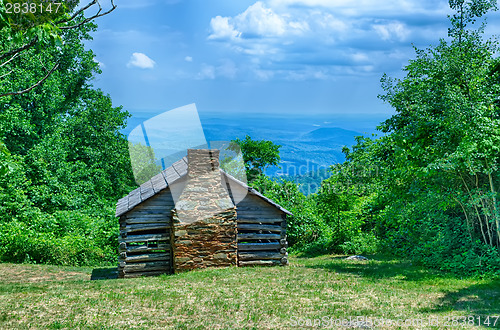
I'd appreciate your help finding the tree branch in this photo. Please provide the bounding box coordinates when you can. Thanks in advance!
[0,70,13,80]
[0,53,20,68]
[0,36,38,61]
[59,0,117,30]
[0,62,59,97]
[0,1,116,98]
[55,0,98,25]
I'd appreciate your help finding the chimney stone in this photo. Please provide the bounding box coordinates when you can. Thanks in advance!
[175,149,234,224]
[187,149,220,176]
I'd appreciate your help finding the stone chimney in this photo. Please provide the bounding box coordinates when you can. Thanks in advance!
[172,149,237,272]
[188,149,219,176]
[174,149,234,223]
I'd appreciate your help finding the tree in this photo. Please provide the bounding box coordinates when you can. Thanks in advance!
[0,19,135,266]
[379,0,500,248]
[0,140,14,176]
[316,136,385,247]
[318,0,500,275]
[0,0,116,97]
[231,135,281,182]
[128,142,163,185]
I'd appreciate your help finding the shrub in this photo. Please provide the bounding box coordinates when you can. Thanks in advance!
[339,232,379,255]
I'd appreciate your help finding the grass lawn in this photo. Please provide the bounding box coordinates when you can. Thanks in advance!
[0,254,499,329]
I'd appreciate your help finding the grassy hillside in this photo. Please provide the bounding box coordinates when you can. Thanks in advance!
[1,255,499,329]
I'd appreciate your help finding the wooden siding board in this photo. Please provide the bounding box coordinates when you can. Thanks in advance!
[238,251,284,260]
[237,243,281,251]
[237,224,282,232]
[124,253,170,263]
[122,261,170,273]
[238,233,281,240]
[239,260,281,266]
[121,223,170,231]
[236,218,283,224]
[125,218,171,225]
[120,244,171,253]
[119,233,169,243]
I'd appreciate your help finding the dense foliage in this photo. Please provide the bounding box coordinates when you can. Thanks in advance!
[0,18,135,266]
[239,1,500,277]
[312,0,500,276]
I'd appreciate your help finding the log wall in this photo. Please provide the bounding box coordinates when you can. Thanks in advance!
[117,177,289,278]
[233,192,288,266]
[118,190,174,278]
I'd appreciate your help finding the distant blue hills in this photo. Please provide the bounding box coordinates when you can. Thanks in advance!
[300,127,359,143]
[121,110,388,178]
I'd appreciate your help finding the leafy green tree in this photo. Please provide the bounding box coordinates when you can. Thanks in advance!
[379,0,500,249]
[128,142,163,185]
[313,0,500,275]
[316,136,384,248]
[231,135,281,182]
[0,140,14,176]
[0,17,135,266]
[0,0,116,98]
[330,0,500,274]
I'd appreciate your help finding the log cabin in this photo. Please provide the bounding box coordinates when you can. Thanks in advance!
[115,149,291,278]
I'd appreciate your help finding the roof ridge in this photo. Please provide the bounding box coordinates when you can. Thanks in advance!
[115,157,292,217]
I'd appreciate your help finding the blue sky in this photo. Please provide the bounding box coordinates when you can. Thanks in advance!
[87,0,500,117]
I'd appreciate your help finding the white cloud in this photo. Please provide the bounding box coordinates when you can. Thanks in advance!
[209,1,309,40]
[127,52,156,69]
[208,16,240,40]
[196,64,216,80]
[196,60,238,80]
[373,21,409,41]
[235,2,287,37]
[207,0,452,80]
[185,56,193,62]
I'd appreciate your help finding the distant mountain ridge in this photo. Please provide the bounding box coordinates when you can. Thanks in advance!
[299,127,361,143]
[122,112,382,178]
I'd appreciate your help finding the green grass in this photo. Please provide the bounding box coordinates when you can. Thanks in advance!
[0,254,499,329]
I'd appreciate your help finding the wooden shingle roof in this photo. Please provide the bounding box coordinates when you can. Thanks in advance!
[115,156,292,217]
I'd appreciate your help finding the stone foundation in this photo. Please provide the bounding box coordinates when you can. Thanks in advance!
[172,208,237,272]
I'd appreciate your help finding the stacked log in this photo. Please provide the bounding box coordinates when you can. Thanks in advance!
[117,191,174,278]
[235,195,288,266]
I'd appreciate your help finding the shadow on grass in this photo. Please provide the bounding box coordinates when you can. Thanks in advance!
[421,281,500,323]
[91,267,118,280]
[302,254,454,282]
[301,254,500,320]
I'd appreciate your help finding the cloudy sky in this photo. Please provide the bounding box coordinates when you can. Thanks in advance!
[87,0,500,117]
